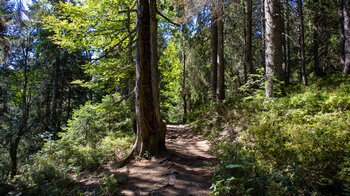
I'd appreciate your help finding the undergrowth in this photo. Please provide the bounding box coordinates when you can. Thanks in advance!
[191,74,350,195]
[3,93,135,195]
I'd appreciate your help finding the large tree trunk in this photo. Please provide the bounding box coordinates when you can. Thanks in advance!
[297,0,307,85]
[217,0,225,102]
[150,0,166,151]
[210,4,218,100]
[338,0,346,70]
[344,0,350,76]
[126,5,137,133]
[134,0,166,156]
[265,0,283,98]
[244,0,253,83]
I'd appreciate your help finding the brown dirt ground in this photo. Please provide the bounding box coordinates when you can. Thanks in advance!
[117,124,215,196]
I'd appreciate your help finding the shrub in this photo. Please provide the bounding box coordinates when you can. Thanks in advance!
[18,93,136,194]
[201,78,350,195]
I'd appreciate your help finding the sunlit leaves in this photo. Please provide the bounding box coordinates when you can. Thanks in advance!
[41,0,136,92]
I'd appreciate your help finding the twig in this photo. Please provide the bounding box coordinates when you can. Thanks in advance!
[119,9,137,14]
[157,10,180,27]
[113,87,136,106]
[92,29,136,62]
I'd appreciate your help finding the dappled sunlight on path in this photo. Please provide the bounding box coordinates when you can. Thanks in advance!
[118,124,215,196]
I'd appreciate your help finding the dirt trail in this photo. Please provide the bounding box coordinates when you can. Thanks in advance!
[118,124,215,196]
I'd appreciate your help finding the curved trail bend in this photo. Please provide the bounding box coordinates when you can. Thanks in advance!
[119,124,215,196]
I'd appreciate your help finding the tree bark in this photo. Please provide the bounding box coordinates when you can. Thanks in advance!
[344,0,350,76]
[10,136,20,177]
[297,0,307,85]
[313,0,323,76]
[51,58,59,133]
[338,0,345,70]
[265,0,283,98]
[261,0,266,70]
[211,4,218,100]
[149,0,166,151]
[126,5,137,133]
[284,0,291,85]
[182,49,187,123]
[66,85,71,121]
[244,0,253,83]
[10,45,30,177]
[134,0,166,156]
[217,0,225,102]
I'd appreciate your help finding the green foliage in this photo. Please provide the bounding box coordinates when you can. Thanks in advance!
[99,173,124,194]
[240,67,285,101]
[42,0,136,92]
[194,77,350,195]
[2,93,136,194]
[32,93,135,172]
[210,143,270,195]
[160,38,183,122]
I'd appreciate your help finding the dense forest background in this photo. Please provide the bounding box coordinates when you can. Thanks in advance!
[0,0,349,195]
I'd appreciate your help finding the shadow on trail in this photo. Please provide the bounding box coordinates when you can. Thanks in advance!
[118,124,215,196]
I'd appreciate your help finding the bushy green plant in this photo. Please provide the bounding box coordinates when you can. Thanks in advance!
[199,77,350,195]
[17,93,136,194]
[99,173,124,194]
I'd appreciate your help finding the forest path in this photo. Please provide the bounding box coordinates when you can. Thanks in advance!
[118,124,215,196]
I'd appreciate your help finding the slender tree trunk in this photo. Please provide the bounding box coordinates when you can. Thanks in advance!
[265,0,283,98]
[297,0,307,85]
[313,0,323,76]
[134,0,166,156]
[10,136,20,177]
[211,4,218,100]
[66,85,71,121]
[217,0,225,102]
[261,0,266,70]
[181,25,187,123]
[182,49,187,123]
[11,46,30,177]
[57,77,64,130]
[344,0,350,76]
[284,0,291,85]
[282,0,287,86]
[44,84,51,131]
[338,0,346,70]
[244,0,253,83]
[51,59,59,133]
[0,86,7,122]
[243,1,247,83]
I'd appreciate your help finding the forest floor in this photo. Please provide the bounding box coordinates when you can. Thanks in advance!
[117,124,216,196]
